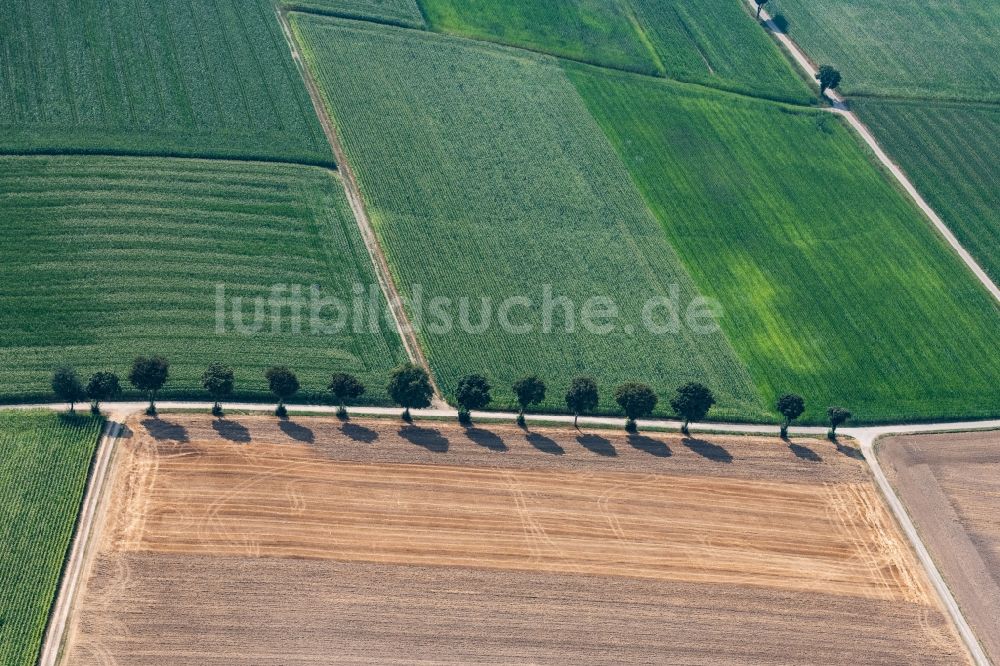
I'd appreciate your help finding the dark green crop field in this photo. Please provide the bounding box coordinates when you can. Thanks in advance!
[292,15,765,419]
[0,0,329,163]
[0,156,406,403]
[854,99,1000,285]
[0,411,104,666]
[769,0,1000,101]
[570,65,1000,423]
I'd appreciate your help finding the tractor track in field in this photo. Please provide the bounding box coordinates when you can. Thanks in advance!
[745,0,1000,305]
[276,7,447,408]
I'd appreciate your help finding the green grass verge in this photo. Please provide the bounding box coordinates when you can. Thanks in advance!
[281,0,426,27]
[769,0,1000,101]
[0,156,407,404]
[416,0,662,75]
[629,0,814,104]
[854,98,1000,285]
[0,411,104,666]
[291,15,766,420]
[0,0,329,164]
[568,64,1000,423]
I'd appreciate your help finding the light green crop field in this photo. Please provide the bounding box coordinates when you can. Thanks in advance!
[769,0,1000,101]
[0,411,104,666]
[417,0,661,75]
[854,99,1000,285]
[292,15,765,419]
[629,0,813,104]
[0,156,406,404]
[281,0,425,27]
[569,65,1000,423]
[0,0,329,164]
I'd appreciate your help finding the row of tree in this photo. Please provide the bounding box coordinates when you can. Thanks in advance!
[51,359,851,437]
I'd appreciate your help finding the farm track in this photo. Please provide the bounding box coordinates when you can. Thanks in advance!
[745,0,1000,305]
[276,8,446,406]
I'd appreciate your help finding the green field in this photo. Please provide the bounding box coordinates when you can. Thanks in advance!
[770,0,1000,101]
[0,156,407,404]
[629,0,813,103]
[854,99,1000,285]
[281,0,425,27]
[569,65,1000,423]
[292,15,765,419]
[0,0,329,163]
[0,411,104,666]
[418,0,661,75]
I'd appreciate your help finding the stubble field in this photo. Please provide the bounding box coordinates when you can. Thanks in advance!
[879,429,1000,664]
[60,415,966,664]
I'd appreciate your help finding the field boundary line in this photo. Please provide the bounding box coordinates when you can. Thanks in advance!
[276,8,446,406]
[38,420,124,666]
[859,434,991,666]
[0,148,336,171]
[744,0,1000,305]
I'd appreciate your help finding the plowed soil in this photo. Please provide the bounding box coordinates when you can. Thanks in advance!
[62,416,966,664]
[879,429,1000,663]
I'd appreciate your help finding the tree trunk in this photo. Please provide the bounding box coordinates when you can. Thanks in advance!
[756,5,761,18]
[403,406,411,421]
[574,412,579,428]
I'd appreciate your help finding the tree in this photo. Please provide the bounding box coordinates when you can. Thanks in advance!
[776,393,805,438]
[455,374,491,425]
[827,406,852,439]
[565,377,599,428]
[670,382,715,435]
[512,376,546,427]
[754,0,768,18]
[614,383,657,433]
[265,366,299,417]
[52,367,86,413]
[329,372,366,419]
[387,362,433,422]
[817,65,842,95]
[86,371,121,415]
[202,362,235,416]
[130,356,169,415]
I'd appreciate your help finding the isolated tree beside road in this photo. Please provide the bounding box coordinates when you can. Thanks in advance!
[455,374,491,425]
[329,373,366,420]
[827,406,852,439]
[86,371,121,415]
[130,355,169,416]
[512,376,546,427]
[817,65,842,96]
[754,0,768,18]
[565,377,599,428]
[614,383,658,433]
[387,362,433,422]
[265,366,299,417]
[670,382,715,435]
[202,362,235,416]
[777,393,805,438]
[52,367,86,413]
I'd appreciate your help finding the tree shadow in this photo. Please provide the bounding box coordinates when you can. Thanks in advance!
[770,14,789,33]
[279,420,314,444]
[341,422,378,444]
[58,412,95,427]
[682,437,732,463]
[142,419,188,442]
[577,433,617,457]
[788,442,822,462]
[399,426,448,453]
[465,427,507,452]
[833,439,864,460]
[212,419,251,443]
[526,432,564,456]
[628,434,672,458]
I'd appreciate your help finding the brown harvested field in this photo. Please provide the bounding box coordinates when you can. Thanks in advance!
[62,416,966,664]
[879,429,1000,663]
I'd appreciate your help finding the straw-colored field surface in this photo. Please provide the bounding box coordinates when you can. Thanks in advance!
[63,416,965,664]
